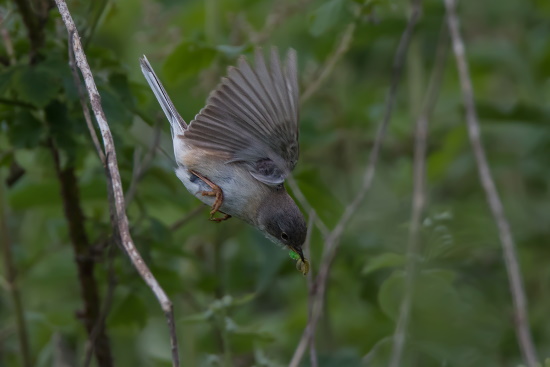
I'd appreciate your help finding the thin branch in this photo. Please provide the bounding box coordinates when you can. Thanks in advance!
[304,213,318,367]
[301,23,356,104]
[288,213,320,367]
[250,0,314,45]
[300,1,372,104]
[388,12,448,367]
[286,176,329,238]
[12,0,43,62]
[170,205,205,231]
[0,13,16,65]
[83,241,118,367]
[125,122,161,204]
[54,1,181,366]
[0,98,37,109]
[0,176,31,367]
[6,160,26,188]
[443,0,538,366]
[290,2,423,365]
[68,33,105,165]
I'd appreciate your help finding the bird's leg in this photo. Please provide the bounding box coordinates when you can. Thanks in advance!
[190,170,232,222]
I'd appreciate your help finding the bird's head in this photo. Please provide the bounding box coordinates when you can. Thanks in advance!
[256,188,307,261]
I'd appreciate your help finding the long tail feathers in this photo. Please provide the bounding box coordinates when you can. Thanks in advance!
[139,56,187,137]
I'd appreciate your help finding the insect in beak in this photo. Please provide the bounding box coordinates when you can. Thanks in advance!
[289,246,310,276]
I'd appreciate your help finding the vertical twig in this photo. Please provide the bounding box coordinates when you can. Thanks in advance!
[286,176,329,238]
[388,15,448,367]
[304,213,319,367]
[0,177,31,367]
[290,2,423,366]
[301,23,356,103]
[443,0,538,366]
[83,241,118,367]
[12,0,45,62]
[0,13,16,65]
[125,122,161,204]
[288,212,317,367]
[170,205,205,231]
[68,34,105,165]
[54,1,181,366]
[250,0,314,45]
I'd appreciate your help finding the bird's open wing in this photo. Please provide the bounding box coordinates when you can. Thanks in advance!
[183,47,300,185]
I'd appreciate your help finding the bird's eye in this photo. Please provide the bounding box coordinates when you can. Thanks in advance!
[281,232,289,241]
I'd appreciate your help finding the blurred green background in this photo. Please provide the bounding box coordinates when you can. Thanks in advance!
[1,0,550,366]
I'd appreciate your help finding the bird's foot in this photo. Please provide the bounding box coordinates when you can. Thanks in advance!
[210,213,232,222]
[190,170,231,222]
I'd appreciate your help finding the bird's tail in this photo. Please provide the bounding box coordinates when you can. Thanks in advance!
[139,56,187,137]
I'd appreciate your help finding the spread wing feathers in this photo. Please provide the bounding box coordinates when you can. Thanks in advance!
[140,55,187,138]
[184,47,300,185]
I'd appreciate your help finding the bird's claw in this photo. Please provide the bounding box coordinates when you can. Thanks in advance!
[190,170,231,222]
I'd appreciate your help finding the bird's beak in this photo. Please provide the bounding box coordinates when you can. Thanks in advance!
[291,246,305,262]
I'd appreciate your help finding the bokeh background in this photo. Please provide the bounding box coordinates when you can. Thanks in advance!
[1,0,550,366]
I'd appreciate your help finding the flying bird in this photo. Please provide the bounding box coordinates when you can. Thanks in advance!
[140,48,308,273]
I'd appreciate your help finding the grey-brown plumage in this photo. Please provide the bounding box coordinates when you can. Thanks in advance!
[185,48,299,185]
[140,47,307,263]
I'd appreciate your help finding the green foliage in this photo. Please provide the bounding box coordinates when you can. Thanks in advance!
[163,42,217,82]
[12,65,60,107]
[308,0,346,37]
[1,0,550,366]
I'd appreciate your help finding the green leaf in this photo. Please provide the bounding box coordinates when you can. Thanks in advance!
[0,66,17,95]
[109,73,135,109]
[476,101,550,125]
[46,101,79,160]
[8,110,43,149]
[179,310,213,324]
[13,66,59,108]
[163,41,217,82]
[362,253,406,275]
[378,271,458,321]
[308,0,345,37]
[109,293,148,329]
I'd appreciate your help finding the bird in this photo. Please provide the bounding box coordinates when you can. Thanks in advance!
[139,47,309,273]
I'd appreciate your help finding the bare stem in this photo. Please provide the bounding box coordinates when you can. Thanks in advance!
[304,213,319,367]
[388,9,451,367]
[250,0,314,45]
[68,34,105,165]
[54,1,180,365]
[286,176,329,238]
[125,122,161,204]
[290,2,423,366]
[301,23,356,104]
[83,242,118,367]
[0,13,16,65]
[170,205,205,231]
[443,0,538,365]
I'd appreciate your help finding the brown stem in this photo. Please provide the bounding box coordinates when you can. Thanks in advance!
[290,1,423,365]
[48,141,113,367]
[12,0,45,62]
[250,0,314,45]
[68,33,106,165]
[444,0,538,365]
[83,241,117,367]
[170,205,205,231]
[389,9,448,367]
